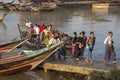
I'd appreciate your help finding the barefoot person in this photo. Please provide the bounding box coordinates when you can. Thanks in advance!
[104,31,117,64]
[85,32,96,64]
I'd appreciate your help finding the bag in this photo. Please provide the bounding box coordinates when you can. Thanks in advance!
[108,45,114,52]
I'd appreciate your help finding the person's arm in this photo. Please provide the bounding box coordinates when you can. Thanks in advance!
[92,37,96,48]
[104,37,108,45]
[86,37,90,47]
[104,37,112,47]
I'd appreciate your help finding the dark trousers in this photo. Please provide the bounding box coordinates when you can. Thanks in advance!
[104,46,116,62]
[80,47,85,57]
[76,46,85,58]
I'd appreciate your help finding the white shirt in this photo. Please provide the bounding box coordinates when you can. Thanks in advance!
[104,36,113,45]
[34,26,39,35]
[26,21,32,28]
[49,38,56,45]
[49,38,60,45]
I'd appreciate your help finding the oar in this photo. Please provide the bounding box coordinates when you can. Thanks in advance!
[17,24,23,39]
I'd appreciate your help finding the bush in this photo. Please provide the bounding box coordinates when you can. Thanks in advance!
[89,71,106,80]
[89,69,120,80]
[109,68,120,80]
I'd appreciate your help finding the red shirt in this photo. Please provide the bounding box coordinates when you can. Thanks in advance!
[39,25,45,32]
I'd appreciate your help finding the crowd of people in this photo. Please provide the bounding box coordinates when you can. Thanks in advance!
[25,21,118,65]
[71,31,95,64]
[25,21,68,60]
[71,31,117,65]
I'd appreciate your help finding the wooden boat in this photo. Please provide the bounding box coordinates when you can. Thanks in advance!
[29,7,40,12]
[40,2,57,11]
[18,6,28,11]
[24,40,46,48]
[0,13,7,21]
[0,37,29,53]
[9,6,17,11]
[18,0,32,3]
[0,41,64,75]
[92,3,109,9]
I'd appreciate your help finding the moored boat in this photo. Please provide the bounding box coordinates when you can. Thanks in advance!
[40,2,57,11]
[0,41,64,75]
[92,3,109,9]
[29,6,40,12]
[0,37,29,53]
[9,6,17,11]
[17,6,28,11]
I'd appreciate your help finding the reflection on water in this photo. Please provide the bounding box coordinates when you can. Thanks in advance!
[0,5,120,80]
[0,69,85,80]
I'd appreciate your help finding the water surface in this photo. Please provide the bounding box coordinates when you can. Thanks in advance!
[0,5,120,80]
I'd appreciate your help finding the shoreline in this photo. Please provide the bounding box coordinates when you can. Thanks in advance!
[0,1,119,12]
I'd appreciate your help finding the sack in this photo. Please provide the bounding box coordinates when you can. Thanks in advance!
[108,45,114,52]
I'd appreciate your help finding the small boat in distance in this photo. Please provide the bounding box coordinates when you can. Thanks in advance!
[40,2,57,11]
[0,41,64,75]
[92,3,109,9]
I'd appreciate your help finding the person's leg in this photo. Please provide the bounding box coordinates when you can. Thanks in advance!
[111,51,117,64]
[72,44,75,57]
[80,47,85,58]
[85,49,90,64]
[89,49,93,64]
[50,53,56,60]
[104,46,109,64]
[76,46,80,60]
[63,48,66,59]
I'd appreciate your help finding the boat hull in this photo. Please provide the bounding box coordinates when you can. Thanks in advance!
[0,37,29,53]
[0,41,63,75]
[0,65,32,75]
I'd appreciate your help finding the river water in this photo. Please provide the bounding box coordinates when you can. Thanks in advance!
[0,5,120,80]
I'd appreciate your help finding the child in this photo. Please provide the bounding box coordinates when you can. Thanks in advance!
[72,32,77,57]
[85,32,96,64]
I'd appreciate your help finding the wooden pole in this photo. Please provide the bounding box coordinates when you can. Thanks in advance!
[17,24,22,39]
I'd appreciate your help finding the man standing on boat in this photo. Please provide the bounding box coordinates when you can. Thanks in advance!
[39,23,45,32]
[104,31,117,64]
[33,24,40,36]
[26,20,32,28]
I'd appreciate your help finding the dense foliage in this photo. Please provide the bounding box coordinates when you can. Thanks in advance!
[89,69,120,80]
